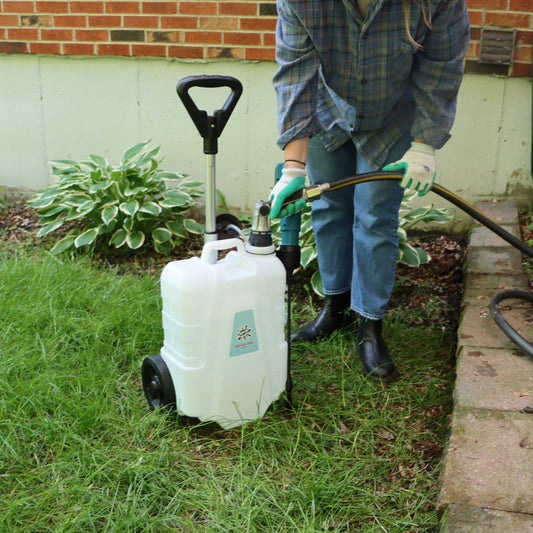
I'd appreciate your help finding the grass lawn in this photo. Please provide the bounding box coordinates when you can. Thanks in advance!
[0,242,458,532]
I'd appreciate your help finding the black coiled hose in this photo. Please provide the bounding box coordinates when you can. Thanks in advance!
[489,290,533,358]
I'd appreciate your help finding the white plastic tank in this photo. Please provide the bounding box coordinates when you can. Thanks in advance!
[159,238,287,429]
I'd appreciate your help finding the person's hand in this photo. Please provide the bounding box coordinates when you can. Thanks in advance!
[269,167,307,219]
[383,142,436,196]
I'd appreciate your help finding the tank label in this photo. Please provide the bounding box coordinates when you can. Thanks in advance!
[230,310,258,357]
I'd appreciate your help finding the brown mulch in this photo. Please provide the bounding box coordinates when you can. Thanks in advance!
[389,233,466,328]
[0,200,40,243]
[0,200,205,274]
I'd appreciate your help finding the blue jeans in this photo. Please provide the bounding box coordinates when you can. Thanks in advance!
[306,136,410,320]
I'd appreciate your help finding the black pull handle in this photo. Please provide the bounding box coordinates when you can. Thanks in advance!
[176,75,243,154]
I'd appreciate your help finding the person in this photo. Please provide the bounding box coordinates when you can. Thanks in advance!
[269,0,470,379]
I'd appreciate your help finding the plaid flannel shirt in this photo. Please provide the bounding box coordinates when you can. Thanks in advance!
[274,0,470,168]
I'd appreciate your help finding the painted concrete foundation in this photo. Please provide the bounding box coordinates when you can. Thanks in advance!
[1,55,532,229]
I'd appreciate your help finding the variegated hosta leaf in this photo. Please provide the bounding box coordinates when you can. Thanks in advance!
[74,227,99,248]
[28,141,202,253]
[126,231,145,250]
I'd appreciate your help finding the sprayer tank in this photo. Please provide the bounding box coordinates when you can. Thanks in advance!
[159,238,287,429]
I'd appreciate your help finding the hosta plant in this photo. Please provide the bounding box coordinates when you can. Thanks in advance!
[28,141,204,255]
[270,191,454,296]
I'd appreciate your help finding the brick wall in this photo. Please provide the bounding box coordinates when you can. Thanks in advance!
[0,0,531,76]
[0,1,278,61]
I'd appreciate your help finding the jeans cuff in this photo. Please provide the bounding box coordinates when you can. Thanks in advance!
[352,306,384,321]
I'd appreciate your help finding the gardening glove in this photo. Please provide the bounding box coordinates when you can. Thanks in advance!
[383,142,436,197]
[269,167,307,219]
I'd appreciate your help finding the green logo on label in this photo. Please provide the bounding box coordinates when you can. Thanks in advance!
[230,310,259,357]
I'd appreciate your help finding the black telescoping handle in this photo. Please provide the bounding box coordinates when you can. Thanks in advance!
[176,75,243,155]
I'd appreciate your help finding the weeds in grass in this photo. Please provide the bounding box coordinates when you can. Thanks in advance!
[0,248,454,532]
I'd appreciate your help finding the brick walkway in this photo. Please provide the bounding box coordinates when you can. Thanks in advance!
[437,202,533,531]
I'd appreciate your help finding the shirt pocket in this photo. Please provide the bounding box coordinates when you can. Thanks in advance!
[390,40,417,80]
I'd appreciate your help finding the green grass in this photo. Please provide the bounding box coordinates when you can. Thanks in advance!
[0,248,455,532]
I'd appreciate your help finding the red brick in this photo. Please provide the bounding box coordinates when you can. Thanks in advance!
[245,47,275,61]
[89,15,122,27]
[168,44,204,59]
[8,28,39,40]
[41,28,74,40]
[142,2,177,15]
[4,2,34,13]
[71,2,105,14]
[106,2,140,14]
[263,32,275,46]
[29,42,61,54]
[147,30,182,43]
[219,2,258,16]
[75,29,108,41]
[161,16,198,29]
[484,11,531,28]
[199,16,238,30]
[132,43,167,56]
[224,31,261,46]
[184,30,221,44]
[54,15,88,27]
[63,42,95,55]
[240,17,277,31]
[467,41,478,59]
[516,30,533,46]
[179,2,217,15]
[259,2,277,16]
[466,0,506,8]
[97,43,130,55]
[206,46,243,59]
[110,29,144,42]
[510,0,532,10]
[514,44,532,62]
[511,61,532,77]
[0,15,20,26]
[36,1,70,12]
[0,41,28,53]
[469,27,481,41]
[20,15,53,27]
[0,29,5,39]
[467,11,484,26]
[123,15,160,28]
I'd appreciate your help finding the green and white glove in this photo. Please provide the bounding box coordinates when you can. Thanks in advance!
[383,141,436,197]
[269,167,307,219]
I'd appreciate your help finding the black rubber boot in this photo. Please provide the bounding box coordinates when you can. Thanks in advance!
[356,318,395,379]
[291,291,355,342]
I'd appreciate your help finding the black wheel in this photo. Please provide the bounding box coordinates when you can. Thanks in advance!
[141,354,176,411]
[216,213,242,240]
